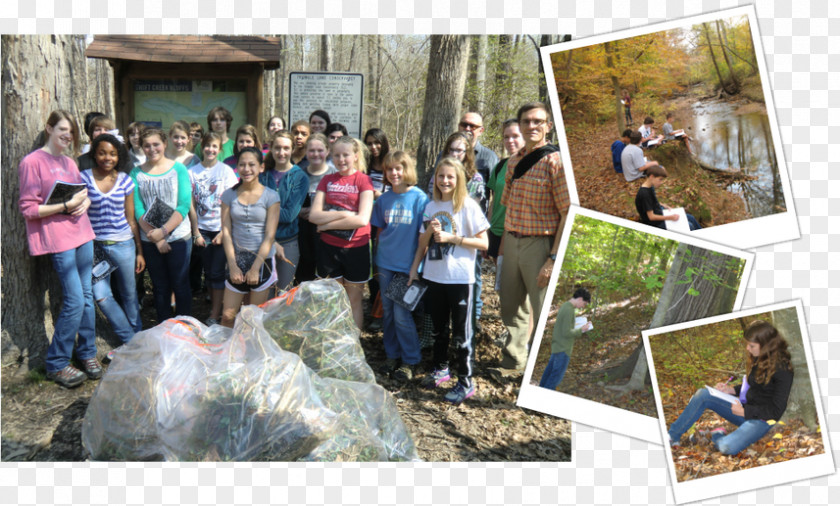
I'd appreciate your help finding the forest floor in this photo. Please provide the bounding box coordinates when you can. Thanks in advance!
[0,263,571,462]
[564,91,754,228]
[529,294,659,417]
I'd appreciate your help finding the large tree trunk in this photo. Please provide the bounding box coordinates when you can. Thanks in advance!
[1,35,114,372]
[607,244,743,392]
[320,35,333,71]
[772,308,818,429]
[415,35,471,189]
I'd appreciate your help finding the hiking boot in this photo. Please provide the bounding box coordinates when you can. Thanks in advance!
[393,364,416,381]
[444,381,475,404]
[378,357,400,375]
[488,367,523,384]
[420,367,451,389]
[46,365,87,388]
[80,357,104,379]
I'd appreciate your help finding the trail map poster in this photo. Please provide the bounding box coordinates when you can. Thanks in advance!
[288,72,364,138]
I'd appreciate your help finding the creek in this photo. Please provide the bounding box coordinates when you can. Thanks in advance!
[686,98,785,219]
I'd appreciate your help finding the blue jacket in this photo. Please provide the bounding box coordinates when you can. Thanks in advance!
[259,165,309,242]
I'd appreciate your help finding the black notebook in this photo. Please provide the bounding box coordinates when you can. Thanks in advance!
[384,272,427,312]
[91,242,118,285]
[141,197,176,229]
[320,204,356,241]
[45,180,85,206]
[227,249,273,289]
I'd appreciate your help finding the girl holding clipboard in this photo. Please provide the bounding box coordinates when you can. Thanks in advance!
[668,321,794,455]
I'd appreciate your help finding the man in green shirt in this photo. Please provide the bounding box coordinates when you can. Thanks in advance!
[539,288,592,390]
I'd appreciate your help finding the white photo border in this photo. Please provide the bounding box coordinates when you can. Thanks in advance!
[516,205,754,444]
[539,5,799,250]
[641,299,835,504]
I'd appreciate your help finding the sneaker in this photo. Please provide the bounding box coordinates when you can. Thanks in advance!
[393,364,415,381]
[444,381,475,404]
[378,357,400,375]
[80,357,104,379]
[367,318,383,332]
[421,367,451,389]
[46,365,87,388]
[206,317,220,326]
[710,427,727,440]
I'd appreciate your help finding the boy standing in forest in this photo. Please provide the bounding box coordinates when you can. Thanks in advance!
[539,288,592,390]
[611,129,633,174]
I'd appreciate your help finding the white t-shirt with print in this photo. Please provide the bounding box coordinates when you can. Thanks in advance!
[420,198,490,285]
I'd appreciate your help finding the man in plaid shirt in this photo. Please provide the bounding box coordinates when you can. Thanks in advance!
[490,102,570,381]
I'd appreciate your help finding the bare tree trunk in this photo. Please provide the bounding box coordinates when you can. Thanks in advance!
[702,23,729,95]
[415,35,471,189]
[1,35,114,371]
[474,35,488,114]
[771,308,817,429]
[366,36,377,128]
[320,35,333,72]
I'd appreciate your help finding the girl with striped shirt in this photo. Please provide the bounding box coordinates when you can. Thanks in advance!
[81,134,144,355]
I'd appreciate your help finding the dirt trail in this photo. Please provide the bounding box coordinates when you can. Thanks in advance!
[1,265,571,462]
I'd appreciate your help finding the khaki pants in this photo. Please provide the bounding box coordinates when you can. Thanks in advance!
[499,233,551,370]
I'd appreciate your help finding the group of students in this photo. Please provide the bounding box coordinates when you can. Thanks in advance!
[609,113,702,232]
[18,106,532,405]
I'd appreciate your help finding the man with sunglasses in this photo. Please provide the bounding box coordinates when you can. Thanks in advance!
[458,112,499,185]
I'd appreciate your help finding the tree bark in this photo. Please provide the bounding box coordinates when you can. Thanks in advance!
[772,308,818,429]
[320,35,333,72]
[1,35,114,371]
[474,35,488,114]
[606,244,744,392]
[415,35,471,189]
[604,40,626,135]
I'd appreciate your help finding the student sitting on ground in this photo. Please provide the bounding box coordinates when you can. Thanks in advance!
[611,129,633,174]
[635,164,701,231]
[639,116,664,148]
[621,131,659,182]
[662,113,693,154]
[539,287,593,391]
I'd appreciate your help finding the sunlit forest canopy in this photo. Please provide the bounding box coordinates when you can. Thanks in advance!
[550,15,759,126]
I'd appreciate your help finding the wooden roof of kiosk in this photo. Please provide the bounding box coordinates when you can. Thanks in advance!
[86,35,282,130]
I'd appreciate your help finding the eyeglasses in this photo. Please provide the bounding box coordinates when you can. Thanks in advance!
[449,148,466,155]
[521,119,547,127]
[459,121,482,130]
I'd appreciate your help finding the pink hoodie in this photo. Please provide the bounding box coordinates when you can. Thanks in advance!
[18,149,95,256]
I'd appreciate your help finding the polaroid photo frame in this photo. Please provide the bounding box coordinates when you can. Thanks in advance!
[540,5,798,249]
[516,205,754,443]
[642,300,834,504]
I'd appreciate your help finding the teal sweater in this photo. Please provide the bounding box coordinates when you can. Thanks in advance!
[550,301,583,355]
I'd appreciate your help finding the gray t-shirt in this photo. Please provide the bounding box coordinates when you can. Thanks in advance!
[221,186,280,256]
[621,144,647,182]
[663,121,674,140]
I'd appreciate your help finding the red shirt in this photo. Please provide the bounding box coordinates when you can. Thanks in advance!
[316,171,374,248]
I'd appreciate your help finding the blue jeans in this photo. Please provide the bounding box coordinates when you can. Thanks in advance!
[47,241,96,372]
[93,240,142,343]
[378,267,421,365]
[142,238,192,321]
[539,352,570,390]
[668,388,771,455]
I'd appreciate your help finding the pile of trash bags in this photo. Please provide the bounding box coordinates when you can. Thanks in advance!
[82,279,419,462]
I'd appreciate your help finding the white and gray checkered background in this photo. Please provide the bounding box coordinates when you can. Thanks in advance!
[1,0,837,504]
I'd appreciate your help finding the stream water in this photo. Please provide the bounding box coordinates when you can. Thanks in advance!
[686,99,785,219]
